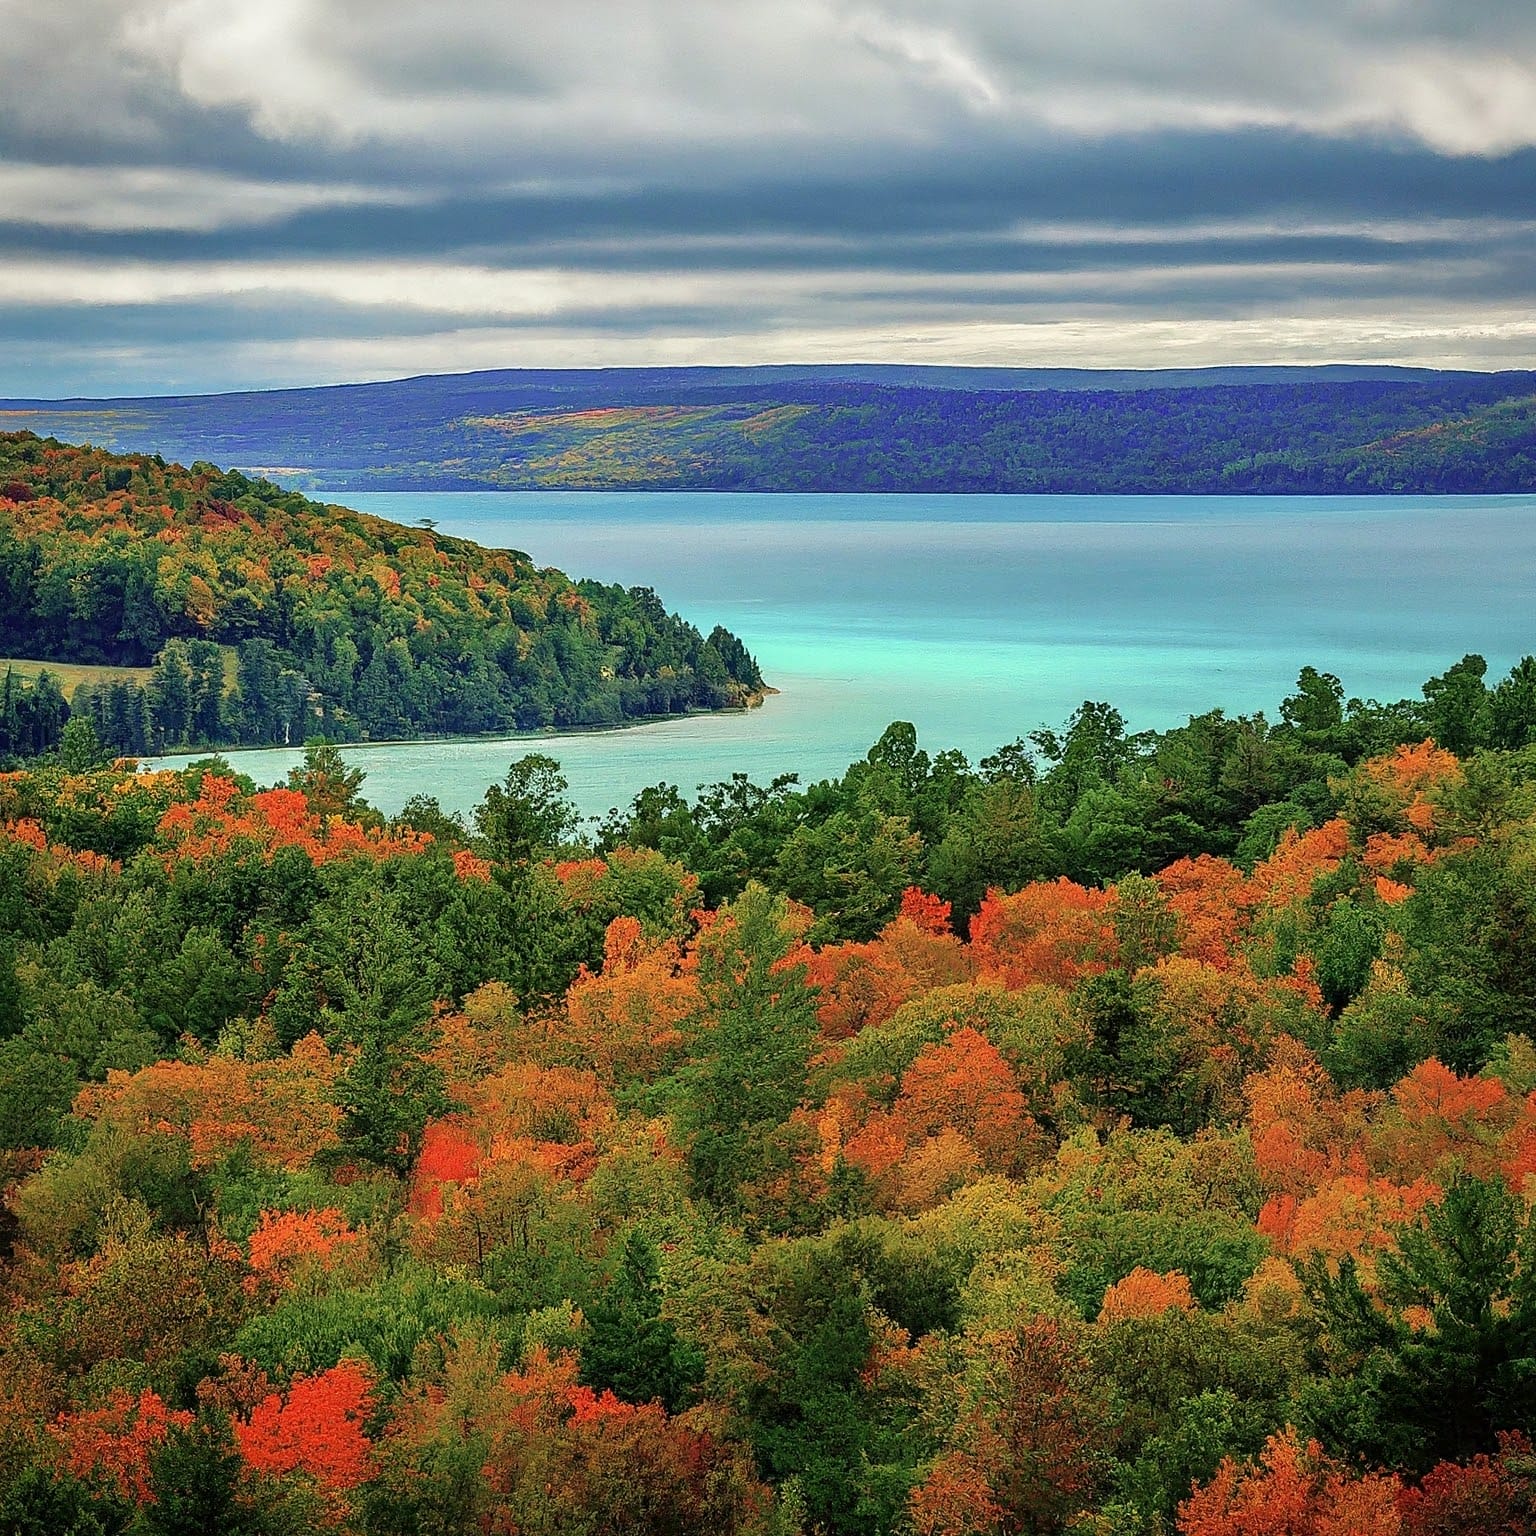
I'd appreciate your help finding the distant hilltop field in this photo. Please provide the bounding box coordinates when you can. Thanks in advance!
[3,364,1535,495]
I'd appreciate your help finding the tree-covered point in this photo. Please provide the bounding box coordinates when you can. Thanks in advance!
[443,379,1536,494]
[0,433,763,757]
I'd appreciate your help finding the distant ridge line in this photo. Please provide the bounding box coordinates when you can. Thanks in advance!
[4,364,1533,495]
[0,360,1508,410]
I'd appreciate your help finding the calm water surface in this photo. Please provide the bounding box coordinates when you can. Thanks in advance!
[153,491,1536,823]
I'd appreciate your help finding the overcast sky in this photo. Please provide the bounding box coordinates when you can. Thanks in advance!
[3,0,1535,396]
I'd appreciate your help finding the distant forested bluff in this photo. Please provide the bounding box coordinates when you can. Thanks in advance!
[3,364,1536,493]
[0,434,763,761]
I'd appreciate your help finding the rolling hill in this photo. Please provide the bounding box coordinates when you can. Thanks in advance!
[3,365,1534,494]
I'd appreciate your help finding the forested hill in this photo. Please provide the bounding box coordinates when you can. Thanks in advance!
[3,364,1536,493]
[0,433,763,760]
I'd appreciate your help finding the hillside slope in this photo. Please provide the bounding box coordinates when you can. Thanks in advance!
[1333,392,1536,491]
[0,433,762,759]
[3,366,1535,494]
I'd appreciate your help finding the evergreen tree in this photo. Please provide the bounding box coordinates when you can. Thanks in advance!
[475,753,578,868]
[287,740,367,819]
[1488,654,1536,749]
[24,671,67,755]
[327,900,451,1175]
[1377,1172,1536,1465]
[580,1228,704,1411]
[0,1465,122,1536]
[1422,652,1491,755]
[139,1415,261,1536]
[1300,1173,1536,1470]
[0,668,18,752]
[149,643,193,746]
[234,638,284,745]
[0,933,26,1039]
[679,883,819,1210]
[186,639,226,744]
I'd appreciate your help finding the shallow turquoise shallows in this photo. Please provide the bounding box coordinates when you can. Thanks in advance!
[149,491,1536,823]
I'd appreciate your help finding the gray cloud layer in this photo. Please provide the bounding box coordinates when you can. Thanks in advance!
[3,0,1534,394]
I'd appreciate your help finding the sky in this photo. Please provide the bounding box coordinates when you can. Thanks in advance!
[3,0,1535,397]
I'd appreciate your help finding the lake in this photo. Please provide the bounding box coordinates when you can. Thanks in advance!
[153,491,1536,824]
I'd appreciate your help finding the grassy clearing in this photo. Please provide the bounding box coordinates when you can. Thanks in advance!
[0,656,156,701]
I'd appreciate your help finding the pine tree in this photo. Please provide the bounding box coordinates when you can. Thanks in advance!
[580,1228,704,1411]
[680,883,819,1209]
[140,1415,262,1536]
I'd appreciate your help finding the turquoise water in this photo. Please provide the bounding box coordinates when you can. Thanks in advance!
[152,491,1536,823]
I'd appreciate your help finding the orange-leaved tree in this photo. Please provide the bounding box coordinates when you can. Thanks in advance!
[53,1389,194,1504]
[561,917,701,1081]
[478,1346,770,1535]
[911,1319,1110,1536]
[247,1207,364,1284]
[970,878,1117,990]
[234,1359,376,1491]
[1097,1267,1197,1323]
[1398,1432,1535,1535]
[1178,1428,1402,1535]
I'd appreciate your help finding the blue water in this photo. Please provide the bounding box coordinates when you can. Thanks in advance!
[152,492,1536,823]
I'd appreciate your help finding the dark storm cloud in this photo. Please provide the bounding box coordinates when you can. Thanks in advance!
[4,0,1536,392]
[5,132,1534,260]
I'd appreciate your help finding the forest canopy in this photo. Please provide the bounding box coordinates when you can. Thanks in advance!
[0,433,763,759]
[2,648,1536,1533]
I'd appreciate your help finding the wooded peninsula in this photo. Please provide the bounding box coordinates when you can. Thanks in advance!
[0,433,764,762]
